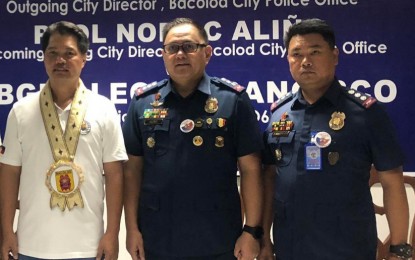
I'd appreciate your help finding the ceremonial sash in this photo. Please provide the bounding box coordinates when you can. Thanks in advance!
[40,80,90,211]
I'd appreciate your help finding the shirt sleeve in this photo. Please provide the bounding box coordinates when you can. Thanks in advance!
[122,96,143,156]
[102,98,128,163]
[0,108,22,166]
[261,130,277,165]
[367,103,404,171]
[234,92,264,157]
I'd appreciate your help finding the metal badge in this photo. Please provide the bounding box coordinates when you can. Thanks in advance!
[80,120,91,135]
[328,152,340,165]
[216,118,226,128]
[193,136,203,146]
[147,137,155,148]
[206,118,213,128]
[150,92,163,107]
[275,148,282,161]
[180,119,195,133]
[205,97,218,114]
[194,118,204,128]
[313,131,332,148]
[215,136,224,147]
[329,111,346,130]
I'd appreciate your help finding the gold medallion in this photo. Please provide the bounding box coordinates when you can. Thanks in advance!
[46,160,84,211]
[329,111,346,130]
[275,148,282,161]
[328,152,340,165]
[206,118,213,128]
[205,97,218,114]
[193,136,203,146]
[147,137,155,148]
[215,136,224,147]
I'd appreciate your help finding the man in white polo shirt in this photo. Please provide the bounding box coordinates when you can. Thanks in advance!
[0,21,127,260]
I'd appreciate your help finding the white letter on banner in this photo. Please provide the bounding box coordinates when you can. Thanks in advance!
[91,83,99,94]
[267,81,289,103]
[374,80,396,103]
[92,24,106,43]
[283,15,300,34]
[246,81,264,103]
[272,20,280,40]
[117,24,134,43]
[73,0,82,12]
[137,23,156,43]
[34,25,48,44]
[0,84,14,105]
[159,23,167,42]
[232,21,252,40]
[103,0,111,11]
[16,83,37,99]
[77,24,89,38]
[111,83,128,104]
[205,21,222,41]
[254,20,269,40]
[351,80,370,91]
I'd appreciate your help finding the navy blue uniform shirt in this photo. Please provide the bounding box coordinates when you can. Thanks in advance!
[123,74,263,257]
[263,79,404,260]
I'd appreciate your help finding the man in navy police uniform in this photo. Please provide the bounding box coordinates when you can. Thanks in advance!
[122,18,264,260]
[259,19,412,260]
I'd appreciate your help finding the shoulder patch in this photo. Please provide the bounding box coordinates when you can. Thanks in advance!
[135,79,168,97]
[270,92,294,113]
[343,88,377,109]
[211,77,245,93]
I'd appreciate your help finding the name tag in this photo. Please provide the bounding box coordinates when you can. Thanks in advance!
[305,144,322,170]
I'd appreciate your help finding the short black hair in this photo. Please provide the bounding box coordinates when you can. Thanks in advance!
[162,17,208,44]
[41,21,89,55]
[284,18,336,49]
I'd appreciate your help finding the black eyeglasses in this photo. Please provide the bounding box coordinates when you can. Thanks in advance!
[163,42,207,54]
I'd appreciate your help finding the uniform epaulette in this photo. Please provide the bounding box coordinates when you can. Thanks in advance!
[270,92,294,112]
[211,77,245,93]
[135,79,168,97]
[343,88,377,109]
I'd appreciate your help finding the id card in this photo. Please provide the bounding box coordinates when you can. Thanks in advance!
[305,144,322,170]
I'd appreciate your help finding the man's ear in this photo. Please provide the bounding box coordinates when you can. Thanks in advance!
[333,47,339,66]
[205,45,213,63]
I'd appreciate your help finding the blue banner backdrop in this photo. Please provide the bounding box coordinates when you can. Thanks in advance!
[1,0,414,171]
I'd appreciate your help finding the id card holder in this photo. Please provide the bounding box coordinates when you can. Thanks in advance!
[305,132,322,170]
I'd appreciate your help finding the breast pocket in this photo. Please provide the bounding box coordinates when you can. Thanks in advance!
[140,119,170,157]
[267,130,295,167]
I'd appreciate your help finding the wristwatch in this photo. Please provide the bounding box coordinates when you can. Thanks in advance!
[389,243,413,259]
[242,225,264,239]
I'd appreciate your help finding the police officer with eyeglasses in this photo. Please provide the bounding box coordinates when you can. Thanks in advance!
[122,17,264,260]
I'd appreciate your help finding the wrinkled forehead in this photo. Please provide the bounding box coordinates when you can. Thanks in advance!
[165,24,201,43]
